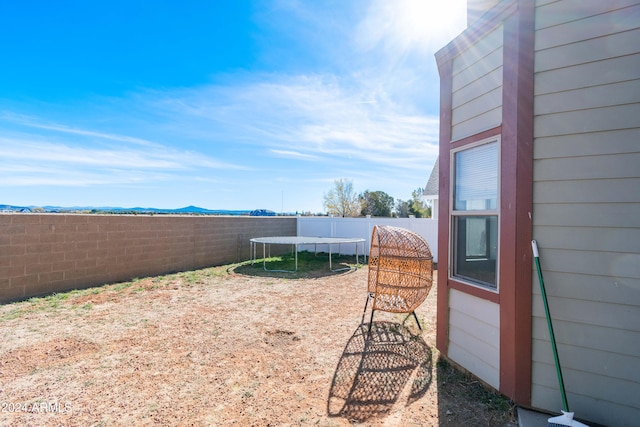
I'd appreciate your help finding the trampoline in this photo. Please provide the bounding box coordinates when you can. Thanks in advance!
[250,236,366,272]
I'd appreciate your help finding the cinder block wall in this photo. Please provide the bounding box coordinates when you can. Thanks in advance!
[0,214,296,303]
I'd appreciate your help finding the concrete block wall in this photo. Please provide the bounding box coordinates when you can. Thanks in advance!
[0,214,296,303]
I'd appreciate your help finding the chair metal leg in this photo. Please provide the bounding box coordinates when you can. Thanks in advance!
[412,311,422,330]
[403,311,422,330]
[361,295,370,324]
[368,309,375,333]
[361,292,375,324]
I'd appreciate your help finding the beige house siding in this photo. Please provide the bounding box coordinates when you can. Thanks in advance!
[451,24,503,141]
[448,289,500,389]
[532,0,640,424]
[444,18,505,392]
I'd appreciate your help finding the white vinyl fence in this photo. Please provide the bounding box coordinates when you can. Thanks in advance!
[296,217,438,263]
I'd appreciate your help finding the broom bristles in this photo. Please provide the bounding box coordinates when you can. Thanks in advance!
[548,411,590,427]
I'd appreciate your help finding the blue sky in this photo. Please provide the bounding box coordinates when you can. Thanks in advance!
[0,0,466,213]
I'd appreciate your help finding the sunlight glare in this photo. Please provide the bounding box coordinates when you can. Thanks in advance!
[389,0,466,48]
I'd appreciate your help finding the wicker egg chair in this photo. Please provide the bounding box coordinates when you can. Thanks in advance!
[362,225,434,332]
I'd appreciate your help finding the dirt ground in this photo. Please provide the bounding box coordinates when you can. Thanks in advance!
[0,258,517,426]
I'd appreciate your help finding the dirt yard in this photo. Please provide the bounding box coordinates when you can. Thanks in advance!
[0,256,516,426]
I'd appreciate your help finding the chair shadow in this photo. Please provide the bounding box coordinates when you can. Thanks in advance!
[327,321,433,422]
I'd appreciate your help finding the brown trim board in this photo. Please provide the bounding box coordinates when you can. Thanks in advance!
[435,55,452,355]
[498,0,534,405]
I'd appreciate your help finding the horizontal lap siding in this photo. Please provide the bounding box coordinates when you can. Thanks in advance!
[532,1,640,424]
[534,227,640,257]
[531,361,640,424]
[452,86,502,126]
[535,129,640,159]
[451,25,503,141]
[535,0,640,30]
[535,27,640,72]
[535,3,640,49]
[533,203,640,228]
[535,104,640,137]
[448,289,500,389]
[534,80,640,116]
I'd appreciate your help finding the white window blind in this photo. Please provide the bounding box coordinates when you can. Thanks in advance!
[454,142,498,211]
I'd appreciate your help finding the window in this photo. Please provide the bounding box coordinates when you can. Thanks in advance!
[451,139,499,289]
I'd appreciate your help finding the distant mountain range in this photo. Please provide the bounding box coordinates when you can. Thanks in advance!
[0,204,262,216]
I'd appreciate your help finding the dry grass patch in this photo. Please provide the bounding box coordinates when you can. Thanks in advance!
[0,253,516,426]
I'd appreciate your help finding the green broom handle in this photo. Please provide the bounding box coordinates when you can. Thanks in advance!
[532,240,569,412]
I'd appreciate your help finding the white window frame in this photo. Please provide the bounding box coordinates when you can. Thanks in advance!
[449,136,501,292]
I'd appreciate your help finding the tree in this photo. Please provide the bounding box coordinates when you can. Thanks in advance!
[360,190,394,217]
[395,199,410,218]
[408,187,431,218]
[394,188,431,218]
[323,179,361,217]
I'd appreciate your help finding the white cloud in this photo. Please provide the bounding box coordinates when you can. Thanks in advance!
[1,135,245,169]
[138,72,440,171]
[270,149,320,160]
[2,139,177,169]
[0,128,248,188]
[0,159,169,187]
[0,112,157,147]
